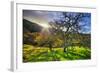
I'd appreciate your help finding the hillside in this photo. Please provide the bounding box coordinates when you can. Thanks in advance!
[23,19,42,33]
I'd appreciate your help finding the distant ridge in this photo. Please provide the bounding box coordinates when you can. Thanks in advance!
[23,19,42,33]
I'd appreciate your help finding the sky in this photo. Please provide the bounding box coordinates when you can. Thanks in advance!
[23,10,91,34]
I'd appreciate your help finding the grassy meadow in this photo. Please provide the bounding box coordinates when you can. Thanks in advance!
[23,44,91,62]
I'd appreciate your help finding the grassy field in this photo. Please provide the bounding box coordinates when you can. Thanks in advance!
[23,44,91,62]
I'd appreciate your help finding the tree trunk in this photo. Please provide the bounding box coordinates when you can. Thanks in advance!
[64,47,66,52]
[63,32,67,52]
[49,42,53,52]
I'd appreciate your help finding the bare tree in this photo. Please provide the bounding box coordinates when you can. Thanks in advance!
[49,12,90,52]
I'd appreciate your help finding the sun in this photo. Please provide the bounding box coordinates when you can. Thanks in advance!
[32,19,50,28]
[39,23,50,28]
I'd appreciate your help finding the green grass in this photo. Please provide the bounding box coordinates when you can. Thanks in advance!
[23,44,91,62]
